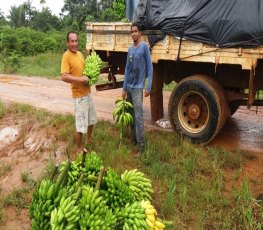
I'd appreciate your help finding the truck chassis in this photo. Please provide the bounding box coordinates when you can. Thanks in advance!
[86,22,263,144]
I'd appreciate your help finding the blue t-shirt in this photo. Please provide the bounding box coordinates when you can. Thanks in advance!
[123,42,153,92]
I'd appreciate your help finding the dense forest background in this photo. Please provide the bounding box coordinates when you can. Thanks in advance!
[0,0,126,72]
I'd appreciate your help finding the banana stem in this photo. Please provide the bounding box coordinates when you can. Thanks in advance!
[81,147,88,167]
[95,166,105,191]
[74,185,83,201]
[55,160,71,194]
[74,173,85,194]
[72,173,86,201]
[119,125,123,148]
[50,165,58,181]
[162,220,174,228]
[119,100,125,148]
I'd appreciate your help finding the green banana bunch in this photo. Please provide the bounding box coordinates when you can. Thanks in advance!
[141,200,166,230]
[79,185,117,229]
[79,151,103,174]
[30,161,72,230]
[113,98,134,127]
[60,160,81,186]
[83,49,103,86]
[59,152,102,187]
[53,187,69,207]
[78,151,102,186]
[50,194,80,230]
[101,168,134,210]
[121,169,154,201]
[117,202,148,230]
[30,180,56,230]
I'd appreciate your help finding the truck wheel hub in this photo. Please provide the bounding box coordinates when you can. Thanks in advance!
[187,104,200,120]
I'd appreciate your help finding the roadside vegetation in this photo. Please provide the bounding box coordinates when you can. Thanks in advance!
[0,101,262,229]
[0,0,126,75]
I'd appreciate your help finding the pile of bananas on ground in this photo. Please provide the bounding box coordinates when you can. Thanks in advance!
[113,98,134,127]
[83,49,103,86]
[30,152,171,229]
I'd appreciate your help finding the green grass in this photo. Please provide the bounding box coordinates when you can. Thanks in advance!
[0,102,263,229]
[21,171,36,188]
[0,52,61,78]
[0,163,11,177]
[18,52,62,78]
[0,100,4,118]
[2,187,30,210]
[163,81,176,91]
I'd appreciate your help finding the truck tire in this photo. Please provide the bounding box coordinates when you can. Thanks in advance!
[168,75,228,145]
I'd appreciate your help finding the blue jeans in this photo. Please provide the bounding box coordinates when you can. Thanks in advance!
[126,88,145,151]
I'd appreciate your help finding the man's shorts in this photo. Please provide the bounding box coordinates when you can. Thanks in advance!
[74,94,97,134]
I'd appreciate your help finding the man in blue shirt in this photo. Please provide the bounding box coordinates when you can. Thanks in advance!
[122,22,153,155]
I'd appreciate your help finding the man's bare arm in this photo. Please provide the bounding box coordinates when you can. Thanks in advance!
[61,73,88,85]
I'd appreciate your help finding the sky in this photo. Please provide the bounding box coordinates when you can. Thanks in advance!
[0,0,65,17]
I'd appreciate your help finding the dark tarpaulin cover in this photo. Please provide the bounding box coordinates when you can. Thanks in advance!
[133,0,263,48]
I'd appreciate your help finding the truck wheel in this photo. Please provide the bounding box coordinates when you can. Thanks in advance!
[168,75,228,144]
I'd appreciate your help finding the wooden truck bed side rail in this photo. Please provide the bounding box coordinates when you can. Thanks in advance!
[86,22,263,70]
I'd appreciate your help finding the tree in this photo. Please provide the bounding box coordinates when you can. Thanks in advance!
[99,0,125,22]
[30,8,61,32]
[113,0,125,21]
[23,0,37,21]
[99,8,118,22]
[62,0,99,30]
[0,9,8,26]
[8,5,26,29]
[0,9,5,19]
[98,0,114,11]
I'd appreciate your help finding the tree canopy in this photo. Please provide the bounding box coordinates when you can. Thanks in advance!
[0,0,127,63]
[1,0,126,31]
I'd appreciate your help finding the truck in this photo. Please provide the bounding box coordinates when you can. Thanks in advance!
[85,21,263,144]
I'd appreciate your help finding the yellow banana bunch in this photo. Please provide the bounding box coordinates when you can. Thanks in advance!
[141,200,166,230]
[121,169,154,201]
[83,49,103,86]
[113,98,133,127]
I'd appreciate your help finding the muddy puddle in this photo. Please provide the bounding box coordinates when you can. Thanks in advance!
[210,106,263,153]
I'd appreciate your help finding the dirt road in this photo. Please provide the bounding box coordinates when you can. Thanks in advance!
[1,74,263,153]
